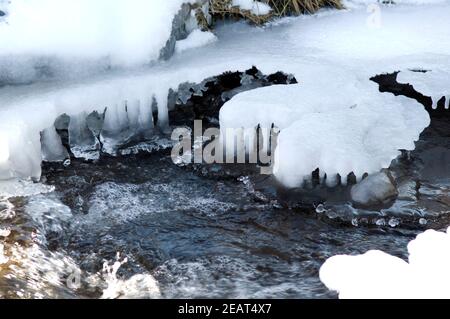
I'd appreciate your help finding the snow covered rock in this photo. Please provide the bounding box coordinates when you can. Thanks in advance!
[160,1,213,60]
[350,170,398,206]
[220,82,429,188]
[320,227,450,299]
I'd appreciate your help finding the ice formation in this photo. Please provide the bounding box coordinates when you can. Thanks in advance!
[397,70,450,109]
[320,227,450,299]
[1,1,449,185]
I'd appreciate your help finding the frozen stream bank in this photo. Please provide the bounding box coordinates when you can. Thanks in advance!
[0,2,449,298]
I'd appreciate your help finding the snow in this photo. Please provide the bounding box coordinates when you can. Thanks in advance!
[342,0,450,7]
[0,0,191,69]
[175,30,218,54]
[397,70,450,109]
[232,0,272,15]
[220,83,429,187]
[320,227,450,299]
[1,2,449,184]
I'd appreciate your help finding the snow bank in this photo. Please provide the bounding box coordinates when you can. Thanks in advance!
[397,70,450,109]
[320,227,450,299]
[220,83,429,187]
[0,0,190,68]
[175,30,218,54]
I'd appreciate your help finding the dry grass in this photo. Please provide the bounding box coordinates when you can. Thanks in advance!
[268,0,343,16]
[210,0,273,25]
[210,0,343,24]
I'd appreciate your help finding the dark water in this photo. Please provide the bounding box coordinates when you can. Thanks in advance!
[1,134,445,299]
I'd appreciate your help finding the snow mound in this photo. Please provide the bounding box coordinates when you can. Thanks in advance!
[232,0,272,15]
[0,0,190,68]
[320,227,450,299]
[175,30,218,54]
[220,83,430,187]
[397,70,450,109]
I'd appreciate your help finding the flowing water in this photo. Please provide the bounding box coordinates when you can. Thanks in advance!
[0,73,448,299]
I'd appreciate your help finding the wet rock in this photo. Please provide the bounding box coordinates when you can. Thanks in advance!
[351,170,399,207]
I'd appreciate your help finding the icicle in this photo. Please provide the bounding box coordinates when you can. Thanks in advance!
[319,169,326,185]
[261,127,271,154]
[41,126,69,162]
[303,175,313,189]
[138,97,154,130]
[154,91,169,130]
[244,128,257,163]
[103,102,128,134]
[69,112,100,160]
[127,99,141,131]
[432,95,441,109]
[326,173,338,188]
[341,174,348,186]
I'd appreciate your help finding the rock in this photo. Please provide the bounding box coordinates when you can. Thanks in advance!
[0,11,5,17]
[351,170,399,207]
[159,1,212,60]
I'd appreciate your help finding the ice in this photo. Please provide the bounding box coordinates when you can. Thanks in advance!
[1,2,449,182]
[175,30,218,54]
[397,70,450,109]
[320,227,450,298]
[232,0,272,15]
[41,126,69,162]
[68,112,101,160]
